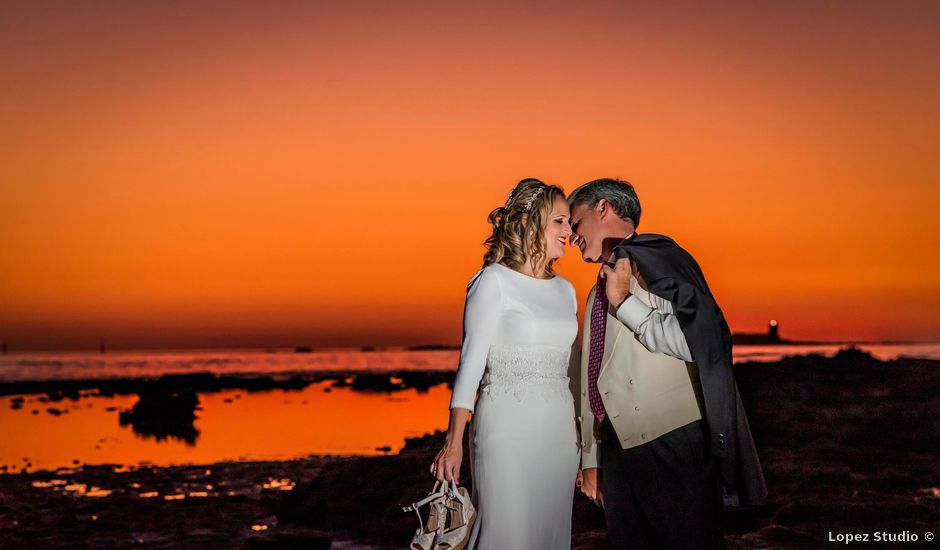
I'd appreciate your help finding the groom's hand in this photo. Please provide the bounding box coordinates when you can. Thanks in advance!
[600,256,635,309]
[579,467,603,508]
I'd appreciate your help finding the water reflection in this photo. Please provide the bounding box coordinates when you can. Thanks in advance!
[29,479,113,497]
[27,471,302,503]
[0,381,451,472]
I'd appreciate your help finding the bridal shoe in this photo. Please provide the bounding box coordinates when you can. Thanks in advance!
[434,482,476,550]
[403,480,450,550]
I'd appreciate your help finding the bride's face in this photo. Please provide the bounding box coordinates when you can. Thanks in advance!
[542,195,573,261]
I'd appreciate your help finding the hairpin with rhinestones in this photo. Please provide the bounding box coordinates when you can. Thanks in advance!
[498,183,546,228]
[522,185,546,211]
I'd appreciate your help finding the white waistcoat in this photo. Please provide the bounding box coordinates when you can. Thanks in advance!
[577,284,705,468]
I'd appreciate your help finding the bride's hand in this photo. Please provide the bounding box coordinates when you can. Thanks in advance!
[430,441,463,484]
[579,467,603,508]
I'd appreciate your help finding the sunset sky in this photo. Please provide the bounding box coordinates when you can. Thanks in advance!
[2,1,938,350]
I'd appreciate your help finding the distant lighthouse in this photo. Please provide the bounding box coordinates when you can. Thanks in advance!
[732,319,790,345]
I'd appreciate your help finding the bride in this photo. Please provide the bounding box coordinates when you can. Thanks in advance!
[431,178,581,549]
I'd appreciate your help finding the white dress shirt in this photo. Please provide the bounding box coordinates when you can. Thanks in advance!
[606,234,694,363]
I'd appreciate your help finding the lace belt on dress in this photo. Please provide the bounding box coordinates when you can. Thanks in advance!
[480,343,573,404]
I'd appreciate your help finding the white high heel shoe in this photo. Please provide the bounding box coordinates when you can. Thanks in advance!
[403,480,450,550]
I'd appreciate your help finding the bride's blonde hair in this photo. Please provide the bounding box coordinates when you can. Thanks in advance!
[482,178,566,276]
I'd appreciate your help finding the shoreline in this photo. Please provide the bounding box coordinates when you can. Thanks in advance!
[2,340,937,354]
[2,342,938,400]
[1,349,938,548]
[3,342,939,393]
[0,369,458,399]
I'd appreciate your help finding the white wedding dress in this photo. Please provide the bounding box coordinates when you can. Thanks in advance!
[449,261,580,549]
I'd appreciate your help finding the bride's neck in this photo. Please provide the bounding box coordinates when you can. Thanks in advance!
[518,260,550,279]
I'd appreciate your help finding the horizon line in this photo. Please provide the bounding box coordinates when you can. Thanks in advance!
[2,340,940,355]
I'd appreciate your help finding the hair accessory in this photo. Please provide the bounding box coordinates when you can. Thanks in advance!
[498,184,547,228]
[522,185,546,211]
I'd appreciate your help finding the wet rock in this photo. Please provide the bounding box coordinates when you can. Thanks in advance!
[395,371,454,393]
[46,388,81,402]
[0,372,311,399]
[772,501,817,526]
[246,526,332,549]
[349,374,404,392]
[119,388,200,444]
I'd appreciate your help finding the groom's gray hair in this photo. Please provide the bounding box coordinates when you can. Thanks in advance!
[567,178,642,228]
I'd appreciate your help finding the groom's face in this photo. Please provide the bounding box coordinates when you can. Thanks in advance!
[569,202,605,263]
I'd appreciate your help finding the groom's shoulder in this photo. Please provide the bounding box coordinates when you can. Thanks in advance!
[634,232,697,258]
[635,232,678,246]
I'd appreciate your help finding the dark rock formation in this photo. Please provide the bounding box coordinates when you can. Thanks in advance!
[0,372,313,399]
[119,388,200,445]
[245,526,332,549]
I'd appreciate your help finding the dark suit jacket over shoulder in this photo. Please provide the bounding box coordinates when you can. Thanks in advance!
[613,233,768,508]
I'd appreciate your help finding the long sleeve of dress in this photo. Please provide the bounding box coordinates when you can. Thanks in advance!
[565,281,581,421]
[449,267,504,414]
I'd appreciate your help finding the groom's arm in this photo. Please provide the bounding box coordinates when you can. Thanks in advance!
[613,277,694,362]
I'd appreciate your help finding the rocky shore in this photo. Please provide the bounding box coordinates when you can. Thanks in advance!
[1,349,937,548]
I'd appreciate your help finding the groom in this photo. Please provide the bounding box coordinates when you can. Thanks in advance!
[567,178,767,549]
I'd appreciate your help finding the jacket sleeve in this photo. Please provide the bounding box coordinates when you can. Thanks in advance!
[567,283,582,422]
[449,267,503,414]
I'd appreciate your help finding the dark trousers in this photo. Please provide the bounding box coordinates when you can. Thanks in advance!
[598,416,725,550]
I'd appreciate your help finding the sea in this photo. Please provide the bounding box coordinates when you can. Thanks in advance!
[1,343,936,473]
[2,343,938,383]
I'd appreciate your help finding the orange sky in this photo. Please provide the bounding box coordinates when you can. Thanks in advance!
[2,1,939,350]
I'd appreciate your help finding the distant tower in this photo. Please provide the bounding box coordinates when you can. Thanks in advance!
[1,341,6,355]
[99,340,106,354]
[768,320,779,340]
